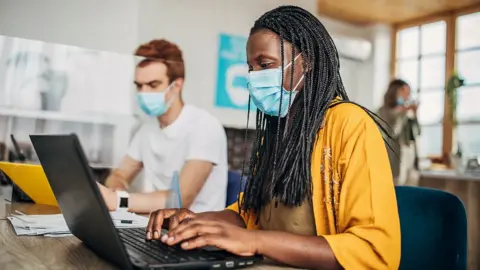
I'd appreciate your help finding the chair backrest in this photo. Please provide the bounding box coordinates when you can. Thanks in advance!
[226,170,245,207]
[395,186,468,270]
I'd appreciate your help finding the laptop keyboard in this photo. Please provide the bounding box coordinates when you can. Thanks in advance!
[118,228,229,265]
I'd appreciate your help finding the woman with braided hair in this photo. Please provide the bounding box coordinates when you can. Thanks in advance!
[146,5,400,269]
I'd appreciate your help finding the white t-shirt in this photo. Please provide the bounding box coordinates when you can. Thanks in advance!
[127,105,228,213]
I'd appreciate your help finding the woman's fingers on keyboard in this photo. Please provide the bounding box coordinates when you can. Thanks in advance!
[146,209,177,240]
[168,209,196,230]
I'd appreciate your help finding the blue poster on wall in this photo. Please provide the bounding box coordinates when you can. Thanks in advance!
[215,33,255,110]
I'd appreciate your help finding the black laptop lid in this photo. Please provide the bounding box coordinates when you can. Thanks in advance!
[30,134,132,269]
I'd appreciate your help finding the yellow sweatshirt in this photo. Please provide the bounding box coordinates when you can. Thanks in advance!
[227,101,401,270]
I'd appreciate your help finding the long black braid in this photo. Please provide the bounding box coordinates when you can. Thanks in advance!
[239,5,397,220]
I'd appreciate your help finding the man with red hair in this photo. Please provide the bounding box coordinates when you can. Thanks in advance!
[97,39,228,214]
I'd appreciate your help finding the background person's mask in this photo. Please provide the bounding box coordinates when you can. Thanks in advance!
[136,83,176,116]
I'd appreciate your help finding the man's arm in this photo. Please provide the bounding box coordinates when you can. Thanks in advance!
[100,160,213,213]
[101,116,224,213]
[177,160,212,209]
[104,156,143,190]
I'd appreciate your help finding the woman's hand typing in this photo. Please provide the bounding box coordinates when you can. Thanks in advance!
[161,219,259,256]
[146,208,197,240]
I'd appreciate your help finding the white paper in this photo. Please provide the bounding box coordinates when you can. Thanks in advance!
[8,210,148,237]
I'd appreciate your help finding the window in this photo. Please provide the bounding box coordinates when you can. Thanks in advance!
[455,11,480,159]
[395,21,447,157]
[393,7,480,161]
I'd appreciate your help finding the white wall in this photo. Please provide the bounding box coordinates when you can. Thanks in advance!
[0,0,392,163]
[317,17,393,111]
[0,0,391,116]
[321,19,392,111]
[368,24,393,110]
[321,16,373,39]
[0,0,139,54]
[138,0,386,127]
[138,0,317,128]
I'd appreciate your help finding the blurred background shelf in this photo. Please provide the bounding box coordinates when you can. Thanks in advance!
[0,107,137,168]
[0,107,132,125]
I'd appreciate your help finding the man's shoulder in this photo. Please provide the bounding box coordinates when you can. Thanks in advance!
[184,105,225,132]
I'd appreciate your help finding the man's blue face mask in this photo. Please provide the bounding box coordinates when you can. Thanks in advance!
[247,54,304,118]
[136,82,176,117]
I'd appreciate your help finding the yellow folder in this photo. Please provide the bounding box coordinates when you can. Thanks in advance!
[0,162,58,206]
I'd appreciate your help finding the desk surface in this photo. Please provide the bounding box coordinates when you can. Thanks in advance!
[421,169,480,182]
[0,186,296,270]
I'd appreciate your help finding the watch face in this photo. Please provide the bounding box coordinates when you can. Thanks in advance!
[120,197,128,208]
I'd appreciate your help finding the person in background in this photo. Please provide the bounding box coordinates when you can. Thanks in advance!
[378,79,420,186]
[145,6,400,270]
[97,39,228,213]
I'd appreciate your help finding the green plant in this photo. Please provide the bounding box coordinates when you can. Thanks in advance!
[446,71,465,126]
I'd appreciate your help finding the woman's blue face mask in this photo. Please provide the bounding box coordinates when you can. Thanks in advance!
[247,54,304,118]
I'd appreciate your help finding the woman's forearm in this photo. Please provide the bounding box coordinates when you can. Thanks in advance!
[197,210,246,228]
[255,231,341,270]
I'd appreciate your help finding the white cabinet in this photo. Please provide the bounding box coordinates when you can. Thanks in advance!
[0,108,136,166]
[0,36,139,166]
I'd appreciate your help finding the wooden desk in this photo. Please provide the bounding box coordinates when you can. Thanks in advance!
[419,170,480,270]
[0,187,296,270]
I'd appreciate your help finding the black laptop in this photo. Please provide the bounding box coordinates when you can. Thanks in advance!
[30,134,262,269]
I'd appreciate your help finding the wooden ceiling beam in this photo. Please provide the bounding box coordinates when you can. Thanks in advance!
[317,0,480,25]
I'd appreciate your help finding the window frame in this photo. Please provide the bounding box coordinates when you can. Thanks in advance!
[391,4,480,162]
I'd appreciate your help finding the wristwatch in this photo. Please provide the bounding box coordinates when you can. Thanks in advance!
[116,191,130,211]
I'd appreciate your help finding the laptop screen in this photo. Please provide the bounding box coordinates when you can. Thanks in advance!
[30,134,131,269]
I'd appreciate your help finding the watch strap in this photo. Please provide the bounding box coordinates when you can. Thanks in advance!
[116,190,129,211]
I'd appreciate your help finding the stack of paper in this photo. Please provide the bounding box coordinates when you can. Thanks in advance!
[8,210,149,237]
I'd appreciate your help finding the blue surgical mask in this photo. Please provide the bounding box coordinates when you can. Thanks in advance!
[397,97,405,106]
[136,83,176,116]
[247,54,304,118]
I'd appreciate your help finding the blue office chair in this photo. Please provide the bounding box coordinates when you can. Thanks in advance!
[226,170,246,206]
[396,186,467,270]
